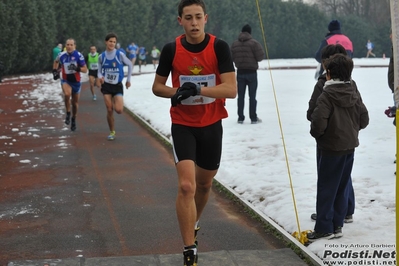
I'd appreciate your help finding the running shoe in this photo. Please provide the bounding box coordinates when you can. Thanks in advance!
[71,118,76,131]
[183,245,197,266]
[194,226,200,264]
[107,131,116,141]
[93,95,97,101]
[65,112,71,125]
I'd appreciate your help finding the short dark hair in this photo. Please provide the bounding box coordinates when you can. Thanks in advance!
[105,32,118,41]
[321,44,347,61]
[178,0,206,17]
[324,54,353,82]
[66,38,76,45]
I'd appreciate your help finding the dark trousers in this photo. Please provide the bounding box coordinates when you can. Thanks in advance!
[316,148,355,216]
[237,72,258,122]
[315,152,354,233]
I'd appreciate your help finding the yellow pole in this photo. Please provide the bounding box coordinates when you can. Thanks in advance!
[255,0,308,244]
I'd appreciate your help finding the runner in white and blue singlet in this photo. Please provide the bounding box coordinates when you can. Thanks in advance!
[97,33,133,141]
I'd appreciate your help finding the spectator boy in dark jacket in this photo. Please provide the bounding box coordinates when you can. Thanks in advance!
[307,44,358,225]
[307,54,369,242]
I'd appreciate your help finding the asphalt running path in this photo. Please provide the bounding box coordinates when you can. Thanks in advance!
[0,75,287,265]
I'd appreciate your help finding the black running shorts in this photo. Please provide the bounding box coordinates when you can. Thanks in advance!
[171,120,223,170]
[101,82,123,97]
[88,69,98,78]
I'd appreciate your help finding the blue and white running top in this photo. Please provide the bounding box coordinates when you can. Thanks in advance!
[126,43,139,60]
[98,49,133,84]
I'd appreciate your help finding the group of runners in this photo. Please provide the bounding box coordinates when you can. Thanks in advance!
[125,43,161,72]
[52,38,162,140]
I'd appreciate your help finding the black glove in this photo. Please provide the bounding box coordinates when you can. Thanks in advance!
[171,88,192,107]
[180,82,201,95]
[69,64,81,72]
[171,82,201,107]
[52,69,60,80]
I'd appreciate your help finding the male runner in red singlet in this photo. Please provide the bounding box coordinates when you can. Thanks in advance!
[152,0,237,265]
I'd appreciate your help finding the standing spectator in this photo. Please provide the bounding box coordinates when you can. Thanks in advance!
[387,32,396,170]
[86,45,99,101]
[151,46,161,69]
[138,46,147,72]
[307,44,357,226]
[53,38,88,131]
[388,29,395,93]
[151,0,236,264]
[314,20,353,78]
[52,43,63,78]
[366,40,376,58]
[231,24,264,124]
[387,32,396,126]
[126,42,138,72]
[52,43,63,61]
[97,33,133,141]
[307,54,369,241]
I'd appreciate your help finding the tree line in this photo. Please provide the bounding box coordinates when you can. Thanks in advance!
[0,0,392,75]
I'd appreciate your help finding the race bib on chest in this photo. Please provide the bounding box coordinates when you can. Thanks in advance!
[64,62,77,74]
[90,63,98,70]
[179,74,216,105]
[105,72,119,84]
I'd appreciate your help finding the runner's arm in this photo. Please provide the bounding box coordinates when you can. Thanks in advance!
[152,43,178,98]
[200,71,236,99]
[77,52,88,73]
[79,64,88,73]
[152,74,178,98]
[53,54,60,70]
[199,39,236,99]
[121,53,133,83]
[97,54,104,79]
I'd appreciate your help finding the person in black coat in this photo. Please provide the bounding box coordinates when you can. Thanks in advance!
[314,20,353,78]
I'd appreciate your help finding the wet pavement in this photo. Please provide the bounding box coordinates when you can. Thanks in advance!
[0,75,310,266]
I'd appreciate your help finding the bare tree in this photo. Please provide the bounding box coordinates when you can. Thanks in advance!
[309,0,390,26]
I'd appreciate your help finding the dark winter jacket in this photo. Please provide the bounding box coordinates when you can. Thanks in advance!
[315,30,353,63]
[388,46,394,93]
[310,80,369,154]
[307,75,359,121]
[231,32,264,74]
[307,74,327,121]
